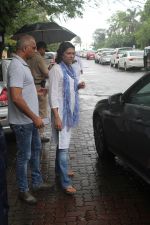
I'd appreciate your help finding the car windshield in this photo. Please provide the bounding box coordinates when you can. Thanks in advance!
[45,52,55,59]
[103,51,114,56]
[129,51,144,56]
[118,48,132,54]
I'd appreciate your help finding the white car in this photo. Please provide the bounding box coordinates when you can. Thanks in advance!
[118,50,144,71]
[110,47,133,68]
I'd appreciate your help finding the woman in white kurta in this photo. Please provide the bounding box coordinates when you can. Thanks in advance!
[48,42,85,194]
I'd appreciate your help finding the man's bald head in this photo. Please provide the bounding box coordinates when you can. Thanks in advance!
[16,35,36,50]
[15,35,37,60]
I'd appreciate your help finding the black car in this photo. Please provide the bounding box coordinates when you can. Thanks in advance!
[93,72,150,184]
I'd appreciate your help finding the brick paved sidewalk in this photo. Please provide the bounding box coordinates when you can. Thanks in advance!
[7,96,150,225]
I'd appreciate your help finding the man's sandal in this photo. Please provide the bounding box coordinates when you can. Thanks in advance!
[64,186,76,195]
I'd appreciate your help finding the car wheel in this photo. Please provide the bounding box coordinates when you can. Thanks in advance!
[93,113,113,158]
[115,63,118,68]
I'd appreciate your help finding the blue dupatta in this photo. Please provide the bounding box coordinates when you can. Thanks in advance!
[60,61,79,128]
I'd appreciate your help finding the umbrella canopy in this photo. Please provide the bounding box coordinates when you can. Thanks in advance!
[12,22,77,44]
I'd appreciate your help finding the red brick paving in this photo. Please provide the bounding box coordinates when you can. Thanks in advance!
[7,97,150,225]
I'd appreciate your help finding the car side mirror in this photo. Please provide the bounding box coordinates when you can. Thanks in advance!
[108,93,123,105]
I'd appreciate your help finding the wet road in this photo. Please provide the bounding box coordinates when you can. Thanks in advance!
[80,59,144,110]
[7,60,150,225]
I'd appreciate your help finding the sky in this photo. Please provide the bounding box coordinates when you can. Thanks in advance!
[57,0,146,49]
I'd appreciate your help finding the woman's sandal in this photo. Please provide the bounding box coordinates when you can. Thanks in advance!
[68,171,75,177]
[64,186,76,195]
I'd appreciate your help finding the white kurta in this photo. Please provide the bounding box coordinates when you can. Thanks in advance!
[48,64,75,149]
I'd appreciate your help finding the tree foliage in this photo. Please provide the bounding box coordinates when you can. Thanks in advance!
[93,8,140,49]
[135,0,150,48]
[0,0,101,34]
[92,29,106,49]
[73,36,82,49]
[0,0,100,56]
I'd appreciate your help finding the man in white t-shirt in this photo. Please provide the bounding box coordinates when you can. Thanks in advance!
[72,54,83,82]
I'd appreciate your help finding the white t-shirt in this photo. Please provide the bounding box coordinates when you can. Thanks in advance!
[72,55,83,81]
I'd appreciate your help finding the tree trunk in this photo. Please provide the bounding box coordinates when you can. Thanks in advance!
[0,32,5,59]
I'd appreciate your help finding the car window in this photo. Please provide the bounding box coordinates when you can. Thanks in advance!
[129,51,144,56]
[128,82,150,107]
[123,53,127,57]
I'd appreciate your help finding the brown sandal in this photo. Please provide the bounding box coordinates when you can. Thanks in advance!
[68,171,75,177]
[64,186,76,195]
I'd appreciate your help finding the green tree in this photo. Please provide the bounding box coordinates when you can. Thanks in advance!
[106,9,140,48]
[0,0,100,56]
[73,36,82,49]
[92,28,106,49]
[135,0,150,48]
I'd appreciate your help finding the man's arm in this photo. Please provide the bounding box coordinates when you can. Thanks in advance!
[10,87,44,128]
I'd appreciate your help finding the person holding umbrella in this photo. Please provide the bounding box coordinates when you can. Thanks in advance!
[28,41,50,143]
[48,42,85,194]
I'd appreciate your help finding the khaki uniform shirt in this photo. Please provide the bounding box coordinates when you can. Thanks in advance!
[28,52,49,118]
[28,52,48,85]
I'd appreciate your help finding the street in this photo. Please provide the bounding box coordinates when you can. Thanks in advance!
[7,60,150,225]
[80,59,144,110]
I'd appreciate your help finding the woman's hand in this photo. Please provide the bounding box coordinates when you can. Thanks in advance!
[78,81,85,89]
[54,116,62,131]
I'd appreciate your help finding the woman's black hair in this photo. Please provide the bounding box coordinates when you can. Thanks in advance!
[55,41,75,64]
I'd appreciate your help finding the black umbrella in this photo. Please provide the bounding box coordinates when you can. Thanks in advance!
[12,22,77,44]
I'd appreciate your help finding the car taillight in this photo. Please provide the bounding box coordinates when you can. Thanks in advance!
[128,57,134,61]
[0,87,8,106]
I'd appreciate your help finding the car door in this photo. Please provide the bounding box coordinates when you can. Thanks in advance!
[103,93,128,154]
[123,76,150,170]
[119,54,125,68]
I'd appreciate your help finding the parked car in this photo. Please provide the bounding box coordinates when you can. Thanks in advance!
[110,47,133,68]
[0,59,11,132]
[95,48,114,63]
[144,46,150,70]
[93,72,150,184]
[99,51,114,65]
[118,50,144,70]
[86,50,95,60]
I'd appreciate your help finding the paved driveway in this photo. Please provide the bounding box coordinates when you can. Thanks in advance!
[7,60,150,225]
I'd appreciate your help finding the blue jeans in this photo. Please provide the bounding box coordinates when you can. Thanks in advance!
[10,123,43,192]
[55,147,71,189]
